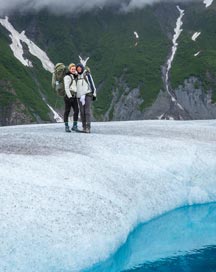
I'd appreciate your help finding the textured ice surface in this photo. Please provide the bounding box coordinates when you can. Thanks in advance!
[0,121,216,271]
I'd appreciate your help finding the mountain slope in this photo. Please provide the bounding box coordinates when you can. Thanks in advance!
[10,7,170,119]
[0,1,216,125]
[0,24,58,125]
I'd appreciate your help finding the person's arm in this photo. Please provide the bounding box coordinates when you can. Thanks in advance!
[87,73,96,97]
[64,75,72,98]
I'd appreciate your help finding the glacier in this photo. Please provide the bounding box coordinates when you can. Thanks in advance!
[86,203,216,271]
[0,120,216,272]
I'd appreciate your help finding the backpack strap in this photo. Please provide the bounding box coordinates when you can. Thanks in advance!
[86,72,96,93]
[69,74,74,88]
[83,74,89,85]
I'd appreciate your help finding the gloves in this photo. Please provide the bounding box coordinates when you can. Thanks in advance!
[92,96,97,102]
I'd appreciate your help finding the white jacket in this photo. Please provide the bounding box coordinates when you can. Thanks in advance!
[64,74,77,98]
[76,71,96,99]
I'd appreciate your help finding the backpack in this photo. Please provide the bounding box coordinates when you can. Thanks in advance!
[52,63,68,97]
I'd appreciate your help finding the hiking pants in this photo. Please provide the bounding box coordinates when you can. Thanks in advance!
[64,96,79,123]
[78,95,92,128]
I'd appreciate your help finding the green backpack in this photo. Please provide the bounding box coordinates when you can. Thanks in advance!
[52,63,68,97]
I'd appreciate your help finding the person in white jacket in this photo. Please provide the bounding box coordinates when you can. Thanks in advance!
[76,63,96,133]
[63,63,79,132]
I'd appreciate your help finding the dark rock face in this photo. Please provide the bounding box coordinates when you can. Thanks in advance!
[0,81,33,126]
[174,77,216,120]
[0,101,33,126]
[107,77,216,121]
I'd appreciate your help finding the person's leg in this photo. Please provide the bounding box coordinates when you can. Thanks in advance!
[71,98,79,131]
[85,95,92,133]
[64,96,72,132]
[78,99,86,131]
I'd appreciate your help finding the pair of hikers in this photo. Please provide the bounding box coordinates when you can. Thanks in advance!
[53,62,96,133]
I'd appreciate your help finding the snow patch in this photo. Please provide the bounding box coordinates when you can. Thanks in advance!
[133,31,139,47]
[203,0,214,8]
[192,32,201,41]
[194,51,201,57]
[0,16,54,73]
[134,31,139,39]
[158,114,164,120]
[0,17,32,67]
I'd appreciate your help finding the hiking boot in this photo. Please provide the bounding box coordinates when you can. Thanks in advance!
[82,122,87,133]
[85,123,91,134]
[65,125,71,133]
[85,127,91,133]
[71,121,79,132]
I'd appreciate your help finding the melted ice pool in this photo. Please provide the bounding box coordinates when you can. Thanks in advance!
[85,203,216,272]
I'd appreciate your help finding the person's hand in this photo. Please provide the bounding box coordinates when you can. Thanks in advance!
[92,96,97,102]
[71,91,76,98]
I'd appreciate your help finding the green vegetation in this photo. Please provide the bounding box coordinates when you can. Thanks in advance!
[0,27,57,122]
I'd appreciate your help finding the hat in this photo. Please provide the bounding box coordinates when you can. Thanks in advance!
[76,63,84,74]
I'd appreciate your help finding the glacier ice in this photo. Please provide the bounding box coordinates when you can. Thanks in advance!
[86,203,216,271]
[0,120,216,271]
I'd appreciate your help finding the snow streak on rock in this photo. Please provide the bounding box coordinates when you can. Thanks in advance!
[0,16,54,73]
[47,104,63,123]
[165,6,185,108]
